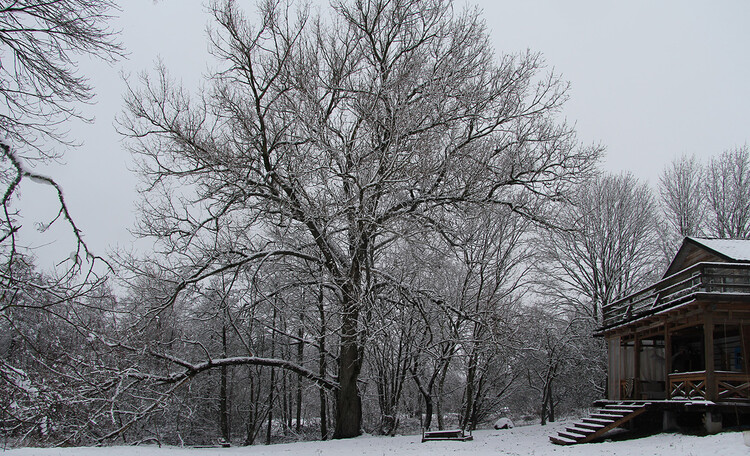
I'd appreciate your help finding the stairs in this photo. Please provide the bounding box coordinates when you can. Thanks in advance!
[549,402,650,445]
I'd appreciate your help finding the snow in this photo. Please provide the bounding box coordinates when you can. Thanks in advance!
[1,364,39,399]
[493,417,514,429]
[690,237,750,261]
[5,422,750,456]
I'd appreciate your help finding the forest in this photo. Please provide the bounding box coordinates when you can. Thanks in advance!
[1,0,749,448]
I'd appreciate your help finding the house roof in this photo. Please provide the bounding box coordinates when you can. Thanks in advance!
[691,237,750,261]
[663,237,750,278]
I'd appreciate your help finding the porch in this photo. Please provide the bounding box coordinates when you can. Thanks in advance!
[600,262,750,403]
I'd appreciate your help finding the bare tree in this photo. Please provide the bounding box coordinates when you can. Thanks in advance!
[0,0,122,262]
[0,0,121,152]
[657,154,706,264]
[447,207,529,431]
[537,173,660,325]
[705,145,750,239]
[517,305,595,425]
[659,154,705,234]
[0,2,123,371]
[119,0,598,439]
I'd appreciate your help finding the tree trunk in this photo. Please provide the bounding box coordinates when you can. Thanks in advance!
[282,370,290,434]
[318,280,328,440]
[548,381,555,423]
[244,372,257,445]
[410,367,434,430]
[423,395,433,430]
[296,322,304,433]
[540,376,549,426]
[436,360,451,430]
[460,353,477,430]
[219,324,230,442]
[266,367,275,444]
[333,284,362,439]
[266,308,277,445]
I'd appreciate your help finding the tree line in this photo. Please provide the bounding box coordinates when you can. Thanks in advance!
[1,0,748,448]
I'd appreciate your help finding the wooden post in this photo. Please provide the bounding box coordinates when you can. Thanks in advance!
[634,334,641,399]
[664,322,672,399]
[704,311,716,401]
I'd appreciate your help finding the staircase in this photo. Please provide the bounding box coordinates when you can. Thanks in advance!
[549,402,650,445]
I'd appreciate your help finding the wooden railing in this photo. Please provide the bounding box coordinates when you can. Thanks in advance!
[669,371,750,401]
[717,372,750,400]
[669,372,707,399]
[601,262,750,329]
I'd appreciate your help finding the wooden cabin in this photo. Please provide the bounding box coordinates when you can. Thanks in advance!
[551,237,750,444]
[599,237,750,427]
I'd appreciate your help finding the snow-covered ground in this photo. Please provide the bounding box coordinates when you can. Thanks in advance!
[5,421,750,456]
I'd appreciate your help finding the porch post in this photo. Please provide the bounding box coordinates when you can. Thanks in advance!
[704,311,716,401]
[634,334,641,399]
[664,321,672,399]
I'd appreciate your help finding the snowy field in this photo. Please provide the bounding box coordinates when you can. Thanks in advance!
[5,422,750,456]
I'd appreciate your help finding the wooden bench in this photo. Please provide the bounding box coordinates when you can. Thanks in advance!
[421,429,473,442]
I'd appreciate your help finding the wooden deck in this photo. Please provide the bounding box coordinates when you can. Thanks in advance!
[600,262,750,331]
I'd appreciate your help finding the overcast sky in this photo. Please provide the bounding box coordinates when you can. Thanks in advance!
[21,0,750,269]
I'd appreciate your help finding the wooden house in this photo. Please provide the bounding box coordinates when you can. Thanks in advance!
[551,237,750,445]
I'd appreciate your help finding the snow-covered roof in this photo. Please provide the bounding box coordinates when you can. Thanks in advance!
[662,237,750,278]
[688,237,750,261]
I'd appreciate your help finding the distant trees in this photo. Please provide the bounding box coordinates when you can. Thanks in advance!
[118,0,597,440]
[537,172,660,325]
[515,305,593,425]
[657,145,750,255]
[705,145,750,239]
[0,257,119,445]
[659,155,705,238]
[526,172,659,423]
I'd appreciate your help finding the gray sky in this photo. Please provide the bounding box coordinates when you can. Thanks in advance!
[20,0,750,269]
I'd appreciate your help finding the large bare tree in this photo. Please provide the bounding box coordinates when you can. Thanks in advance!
[119,0,598,438]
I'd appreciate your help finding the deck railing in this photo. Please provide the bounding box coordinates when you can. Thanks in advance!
[601,262,750,329]
[669,371,750,401]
